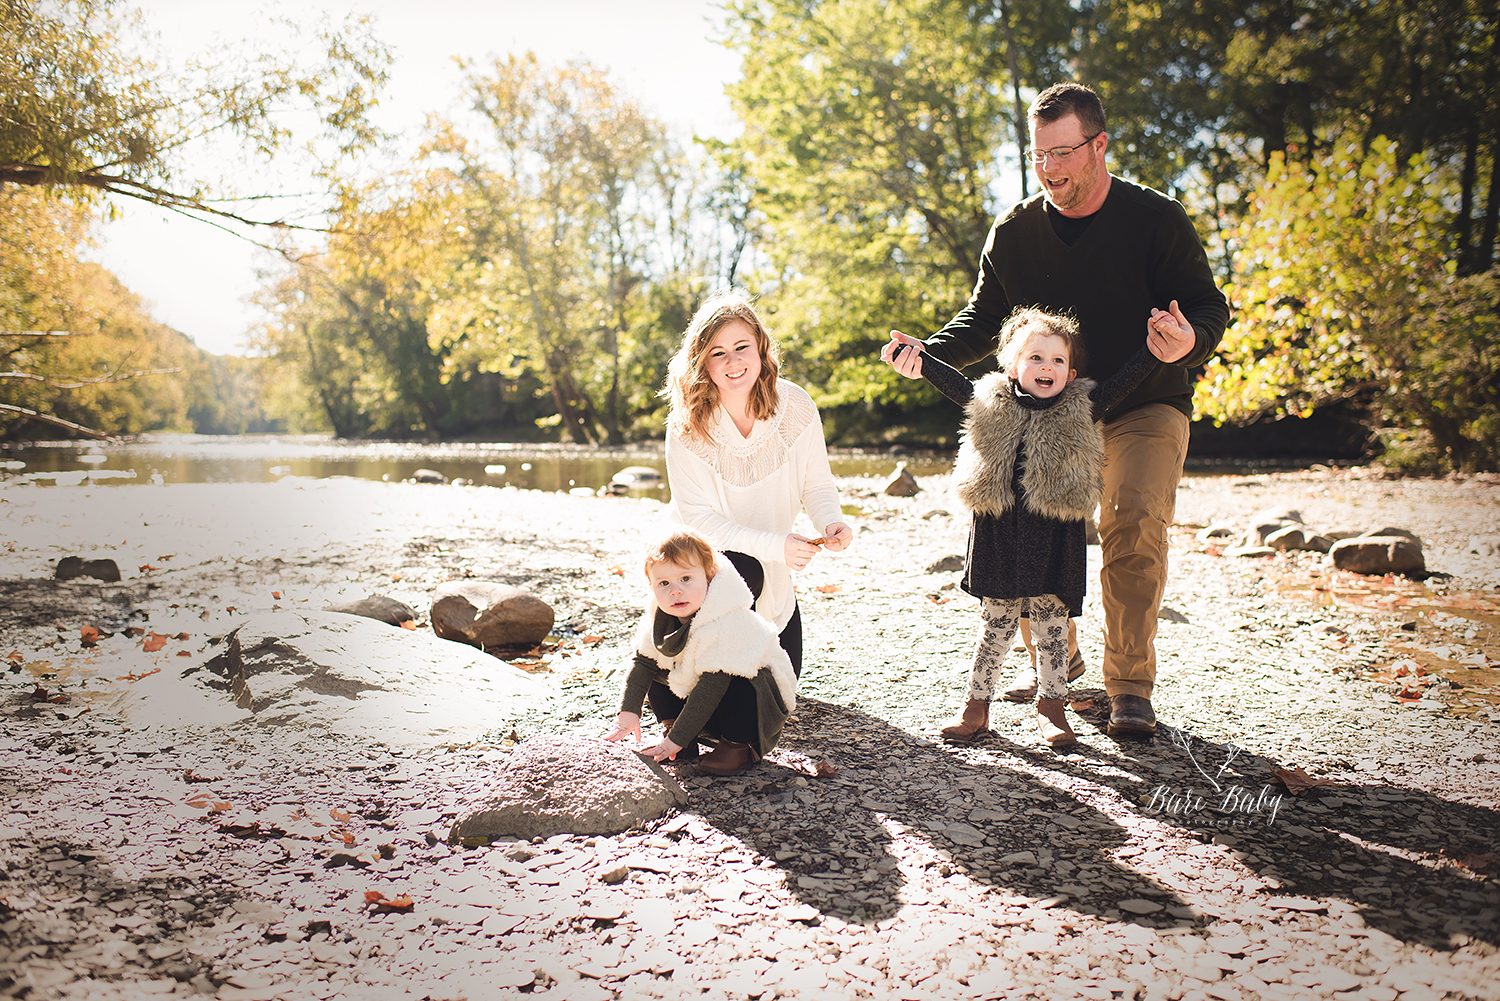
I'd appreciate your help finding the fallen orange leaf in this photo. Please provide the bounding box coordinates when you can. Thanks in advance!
[608,565,624,576]
[1458,852,1499,872]
[1272,767,1343,795]
[817,584,840,594]
[583,634,603,646]
[122,667,160,682]
[272,591,281,599]
[813,760,839,778]
[364,891,414,911]
[399,620,417,630]
[142,632,168,652]
[330,808,351,822]
[80,625,99,647]
[138,564,158,572]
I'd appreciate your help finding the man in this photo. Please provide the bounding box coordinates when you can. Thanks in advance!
[881,82,1229,736]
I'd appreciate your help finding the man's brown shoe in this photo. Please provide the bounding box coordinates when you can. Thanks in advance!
[1107,694,1157,736]
[696,741,760,776]
[939,698,990,742]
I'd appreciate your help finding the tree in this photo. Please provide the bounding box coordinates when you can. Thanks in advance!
[1,0,389,231]
[1199,138,1500,472]
[252,178,463,439]
[721,0,1071,440]
[424,55,691,444]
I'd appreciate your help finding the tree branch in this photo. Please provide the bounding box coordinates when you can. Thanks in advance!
[0,164,328,234]
[0,404,116,441]
[0,366,182,388]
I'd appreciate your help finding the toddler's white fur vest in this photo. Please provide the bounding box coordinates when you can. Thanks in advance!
[633,562,798,711]
[953,372,1104,521]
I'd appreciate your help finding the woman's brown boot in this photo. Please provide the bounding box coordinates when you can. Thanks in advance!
[1036,698,1077,746]
[940,699,990,742]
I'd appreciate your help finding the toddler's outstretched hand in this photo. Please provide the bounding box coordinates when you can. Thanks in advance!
[604,712,642,744]
[639,738,684,763]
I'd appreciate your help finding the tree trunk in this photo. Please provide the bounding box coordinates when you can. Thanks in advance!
[997,0,1028,201]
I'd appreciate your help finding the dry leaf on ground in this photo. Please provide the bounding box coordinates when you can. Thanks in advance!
[1272,767,1344,795]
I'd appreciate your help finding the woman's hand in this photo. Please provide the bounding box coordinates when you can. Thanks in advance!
[821,522,853,552]
[604,712,642,744]
[784,533,823,571]
[639,738,683,762]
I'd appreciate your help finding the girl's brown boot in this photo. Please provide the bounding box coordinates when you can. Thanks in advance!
[940,699,990,742]
[1036,698,1077,746]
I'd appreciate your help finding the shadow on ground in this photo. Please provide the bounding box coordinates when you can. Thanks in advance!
[683,696,1499,950]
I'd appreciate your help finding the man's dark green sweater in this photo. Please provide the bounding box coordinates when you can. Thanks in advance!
[924,178,1230,421]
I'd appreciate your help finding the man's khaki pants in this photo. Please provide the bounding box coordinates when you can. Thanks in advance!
[1098,404,1190,699]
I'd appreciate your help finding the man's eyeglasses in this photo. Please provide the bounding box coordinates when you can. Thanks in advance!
[1026,133,1101,164]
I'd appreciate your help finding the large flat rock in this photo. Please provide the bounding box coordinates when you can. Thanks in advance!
[108,611,549,745]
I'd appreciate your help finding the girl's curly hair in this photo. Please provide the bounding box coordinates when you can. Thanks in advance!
[996,306,1088,378]
[664,291,781,442]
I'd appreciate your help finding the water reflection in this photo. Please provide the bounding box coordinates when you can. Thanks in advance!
[0,434,955,500]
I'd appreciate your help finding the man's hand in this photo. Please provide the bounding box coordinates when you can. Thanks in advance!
[880,330,925,378]
[1147,299,1195,363]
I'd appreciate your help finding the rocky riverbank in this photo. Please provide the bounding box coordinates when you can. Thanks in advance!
[1,468,1497,1000]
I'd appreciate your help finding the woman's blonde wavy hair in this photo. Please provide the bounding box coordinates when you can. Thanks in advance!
[664,291,781,442]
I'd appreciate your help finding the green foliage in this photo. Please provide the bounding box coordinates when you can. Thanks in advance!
[723,0,1048,438]
[423,55,713,444]
[0,0,390,226]
[1202,138,1500,472]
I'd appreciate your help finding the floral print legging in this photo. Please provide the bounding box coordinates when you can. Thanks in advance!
[967,594,1073,701]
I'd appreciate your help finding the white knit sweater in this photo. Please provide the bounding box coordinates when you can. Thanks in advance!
[665,379,844,630]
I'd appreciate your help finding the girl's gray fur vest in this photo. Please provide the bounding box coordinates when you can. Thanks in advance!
[953,372,1104,521]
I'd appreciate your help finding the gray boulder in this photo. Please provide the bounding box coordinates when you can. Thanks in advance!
[449,735,689,843]
[1245,508,1303,547]
[926,555,965,574]
[324,594,418,626]
[610,465,662,486]
[1196,524,1239,543]
[54,556,121,582]
[431,582,555,649]
[1329,535,1426,576]
[1362,526,1420,541]
[1264,525,1333,553]
[412,468,448,484]
[883,462,921,497]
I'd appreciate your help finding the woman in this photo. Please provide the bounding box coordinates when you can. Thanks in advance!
[663,291,853,675]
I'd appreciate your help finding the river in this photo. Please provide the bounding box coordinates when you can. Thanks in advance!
[0,434,958,500]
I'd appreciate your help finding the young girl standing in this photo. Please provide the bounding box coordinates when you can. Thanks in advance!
[664,291,853,674]
[885,307,1157,746]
